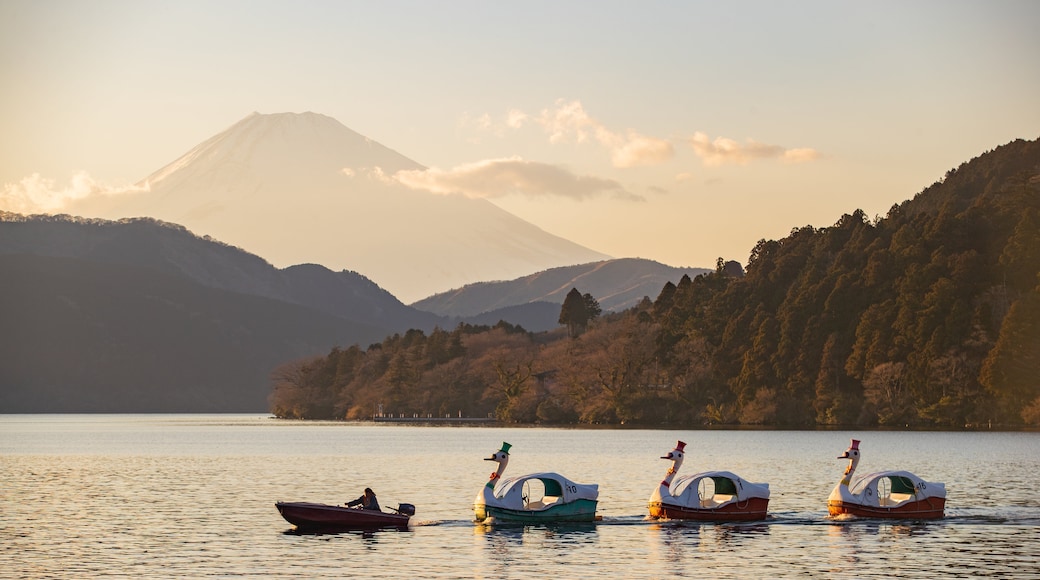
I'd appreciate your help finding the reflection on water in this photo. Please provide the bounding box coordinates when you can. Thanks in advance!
[1,415,1038,579]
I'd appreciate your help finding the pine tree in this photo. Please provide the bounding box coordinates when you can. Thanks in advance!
[559,287,590,338]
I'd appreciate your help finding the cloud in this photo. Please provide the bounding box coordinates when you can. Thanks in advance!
[537,99,602,144]
[342,166,400,185]
[689,132,821,166]
[505,109,528,129]
[610,133,674,168]
[470,99,675,169]
[781,148,823,163]
[393,157,642,201]
[0,172,147,213]
[468,99,821,170]
[537,100,674,168]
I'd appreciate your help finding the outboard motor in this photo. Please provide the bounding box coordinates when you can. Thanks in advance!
[397,503,416,516]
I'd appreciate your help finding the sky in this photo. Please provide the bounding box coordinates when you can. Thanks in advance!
[2,0,1038,270]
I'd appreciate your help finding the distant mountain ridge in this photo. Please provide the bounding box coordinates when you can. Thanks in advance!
[0,212,697,411]
[63,111,611,302]
[0,212,441,411]
[0,212,439,332]
[412,258,712,317]
[0,251,390,412]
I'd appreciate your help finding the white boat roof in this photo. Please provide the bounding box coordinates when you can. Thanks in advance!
[671,470,771,500]
[495,471,599,501]
[849,470,946,498]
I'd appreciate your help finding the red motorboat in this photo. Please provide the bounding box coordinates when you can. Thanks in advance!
[276,501,415,531]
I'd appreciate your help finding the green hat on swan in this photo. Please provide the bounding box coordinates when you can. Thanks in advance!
[499,442,512,454]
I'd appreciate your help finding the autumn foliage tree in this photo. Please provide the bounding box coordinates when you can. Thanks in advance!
[270,138,1040,428]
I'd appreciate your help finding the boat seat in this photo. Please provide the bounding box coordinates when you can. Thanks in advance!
[525,496,560,510]
[700,495,734,508]
[879,492,913,507]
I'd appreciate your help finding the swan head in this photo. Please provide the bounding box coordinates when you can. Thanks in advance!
[838,439,860,460]
[484,442,512,487]
[485,441,511,464]
[661,440,686,461]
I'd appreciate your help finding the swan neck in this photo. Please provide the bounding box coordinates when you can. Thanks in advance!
[662,457,683,486]
[841,457,858,486]
[486,457,508,489]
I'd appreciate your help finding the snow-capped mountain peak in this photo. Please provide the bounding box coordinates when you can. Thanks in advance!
[64,112,609,301]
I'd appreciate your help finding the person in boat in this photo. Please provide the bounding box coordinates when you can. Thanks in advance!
[346,487,381,511]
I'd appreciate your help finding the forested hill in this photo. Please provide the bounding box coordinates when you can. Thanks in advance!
[271,138,1040,427]
[664,137,1040,427]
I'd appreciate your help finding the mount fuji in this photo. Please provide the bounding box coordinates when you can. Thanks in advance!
[65,112,610,302]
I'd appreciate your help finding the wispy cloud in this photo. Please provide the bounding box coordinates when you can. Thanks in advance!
[609,133,674,168]
[468,99,674,169]
[393,157,642,201]
[781,148,823,163]
[467,99,821,169]
[0,172,147,213]
[689,132,821,166]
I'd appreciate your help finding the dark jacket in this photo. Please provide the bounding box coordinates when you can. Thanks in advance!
[347,493,380,511]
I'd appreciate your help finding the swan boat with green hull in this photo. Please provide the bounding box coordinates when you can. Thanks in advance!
[474,442,599,524]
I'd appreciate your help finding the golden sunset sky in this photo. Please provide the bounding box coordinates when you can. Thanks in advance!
[2,0,1038,270]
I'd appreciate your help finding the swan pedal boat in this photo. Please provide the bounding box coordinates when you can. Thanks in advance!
[474,442,599,524]
[648,441,770,522]
[827,439,946,519]
[276,501,415,530]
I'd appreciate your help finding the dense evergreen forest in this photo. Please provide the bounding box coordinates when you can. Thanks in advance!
[270,138,1040,427]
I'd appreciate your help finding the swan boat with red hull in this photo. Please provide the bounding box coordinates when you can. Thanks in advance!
[648,441,770,522]
[650,494,770,522]
[827,439,946,520]
[276,501,414,531]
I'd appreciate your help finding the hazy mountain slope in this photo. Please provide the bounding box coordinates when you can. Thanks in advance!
[0,253,388,412]
[0,212,443,332]
[413,258,711,317]
[64,112,610,302]
[456,301,563,333]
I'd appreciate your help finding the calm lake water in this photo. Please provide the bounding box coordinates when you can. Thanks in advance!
[2,415,1038,579]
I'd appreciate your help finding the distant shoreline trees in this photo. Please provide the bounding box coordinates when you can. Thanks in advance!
[270,138,1040,428]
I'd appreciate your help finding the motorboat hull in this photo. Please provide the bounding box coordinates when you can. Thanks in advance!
[827,497,945,519]
[475,499,598,523]
[649,497,769,522]
[276,501,410,530]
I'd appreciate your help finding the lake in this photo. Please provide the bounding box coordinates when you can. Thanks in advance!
[1,415,1037,578]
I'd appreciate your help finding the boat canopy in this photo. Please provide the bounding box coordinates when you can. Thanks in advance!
[489,472,599,510]
[669,470,771,505]
[848,470,945,500]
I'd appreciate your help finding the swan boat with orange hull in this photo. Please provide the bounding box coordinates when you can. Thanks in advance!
[648,441,770,522]
[827,439,946,519]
